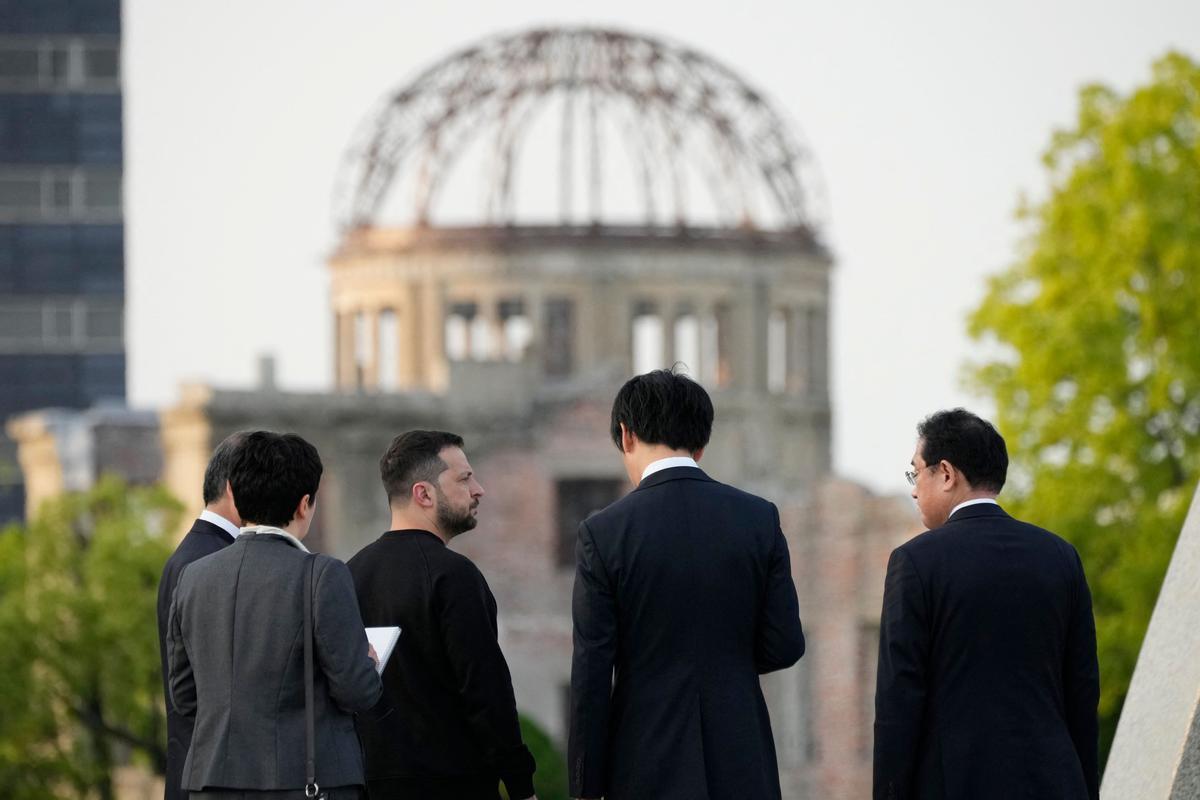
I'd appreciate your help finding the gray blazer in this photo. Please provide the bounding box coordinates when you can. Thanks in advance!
[167,533,382,792]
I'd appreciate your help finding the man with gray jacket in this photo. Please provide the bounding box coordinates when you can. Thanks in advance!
[167,431,381,799]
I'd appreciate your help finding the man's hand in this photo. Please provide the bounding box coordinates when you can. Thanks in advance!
[367,643,380,667]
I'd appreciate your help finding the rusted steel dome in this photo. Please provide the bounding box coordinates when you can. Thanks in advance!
[334,27,824,235]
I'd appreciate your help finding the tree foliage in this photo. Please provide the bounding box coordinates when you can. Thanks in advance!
[0,478,180,799]
[967,51,1200,763]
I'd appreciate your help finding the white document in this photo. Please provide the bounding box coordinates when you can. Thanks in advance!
[365,626,401,675]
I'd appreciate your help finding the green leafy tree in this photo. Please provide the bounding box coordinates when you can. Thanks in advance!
[0,478,180,799]
[499,714,569,800]
[967,51,1200,764]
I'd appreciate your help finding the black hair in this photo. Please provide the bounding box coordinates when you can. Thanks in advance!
[609,368,714,453]
[917,408,1008,493]
[227,431,322,527]
[380,430,465,505]
[202,431,248,505]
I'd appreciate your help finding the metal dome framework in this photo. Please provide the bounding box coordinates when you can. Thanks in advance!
[335,27,824,233]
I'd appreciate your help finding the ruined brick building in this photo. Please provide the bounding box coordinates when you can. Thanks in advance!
[11,27,918,799]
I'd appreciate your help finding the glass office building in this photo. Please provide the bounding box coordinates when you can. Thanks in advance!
[0,0,124,522]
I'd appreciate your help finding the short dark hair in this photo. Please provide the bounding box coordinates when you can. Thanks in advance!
[202,432,248,505]
[227,431,322,527]
[610,368,714,453]
[917,409,1008,493]
[380,430,465,505]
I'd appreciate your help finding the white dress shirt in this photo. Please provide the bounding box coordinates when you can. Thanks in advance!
[641,455,701,482]
[199,509,240,541]
[949,497,1000,518]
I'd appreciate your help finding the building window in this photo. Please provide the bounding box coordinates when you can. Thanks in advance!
[672,310,700,377]
[700,304,732,388]
[806,306,828,398]
[631,300,663,376]
[0,44,40,82]
[378,309,398,390]
[543,298,575,377]
[0,38,120,90]
[353,311,370,387]
[469,313,493,361]
[767,309,787,394]
[445,302,476,362]
[499,298,532,361]
[0,299,122,351]
[0,167,121,222]
[555,479,624,567]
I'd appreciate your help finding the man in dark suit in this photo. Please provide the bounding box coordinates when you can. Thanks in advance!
[156,432,245,800]
[167,431,381,799]
[569,369,805,800]
[874,408,1100,800]
[348,430,537,800]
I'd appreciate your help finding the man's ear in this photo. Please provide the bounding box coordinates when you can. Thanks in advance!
[620,423,637,455]
[412,481,436,509]
[692,447,705,463]
[293,493,313,523]
[937,460,957,491]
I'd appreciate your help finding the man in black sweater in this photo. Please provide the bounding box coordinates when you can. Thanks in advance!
[348,430,537,800]
[156,432,245,800]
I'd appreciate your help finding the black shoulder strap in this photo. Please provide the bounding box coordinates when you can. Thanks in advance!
[303,554,319,798]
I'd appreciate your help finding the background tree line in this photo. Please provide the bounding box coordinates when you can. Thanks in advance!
[968,50,1200,763]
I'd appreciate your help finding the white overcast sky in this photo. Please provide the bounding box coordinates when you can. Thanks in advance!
[124,0,1200,494]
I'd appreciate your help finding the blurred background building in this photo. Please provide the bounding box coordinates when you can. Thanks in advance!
[0,0,125,524]
[6,25,916,799]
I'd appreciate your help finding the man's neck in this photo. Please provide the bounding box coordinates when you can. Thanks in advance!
[952,490,999,507]
[389,512,447,543]
[635,447,696,479]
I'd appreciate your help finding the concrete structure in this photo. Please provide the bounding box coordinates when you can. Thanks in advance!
[1101,481,1200,799]
[0,0,127,524]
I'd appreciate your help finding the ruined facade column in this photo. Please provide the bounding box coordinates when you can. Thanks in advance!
[335,310,357,390]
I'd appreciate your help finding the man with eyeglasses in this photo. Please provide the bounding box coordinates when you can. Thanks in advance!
[874,408,1100,800]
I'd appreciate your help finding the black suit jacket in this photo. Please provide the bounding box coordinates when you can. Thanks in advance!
[167,533,381,791]
[347,530,536,800]
[873,503,1100,800]
[568,466,805,800]
[156,518,233,800]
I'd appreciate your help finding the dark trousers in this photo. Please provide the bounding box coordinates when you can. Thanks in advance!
[365,775,501,800]
[191,789,363,800]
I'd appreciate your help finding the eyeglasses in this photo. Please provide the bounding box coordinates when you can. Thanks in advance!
[904,465,934,486]
[905,463,943,486]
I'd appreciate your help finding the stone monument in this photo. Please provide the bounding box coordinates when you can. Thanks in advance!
[1102,480,1200,798]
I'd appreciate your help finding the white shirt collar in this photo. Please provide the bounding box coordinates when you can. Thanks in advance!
[238,524,311,553]
[199,509,240,541]
[641,456,700,482]
[949,497,1000,518]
